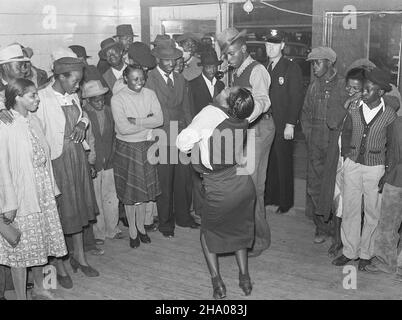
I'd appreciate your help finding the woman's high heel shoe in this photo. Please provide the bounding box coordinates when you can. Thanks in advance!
[70,257,99,277]
[239,273,252,296]
[211,276,226,299]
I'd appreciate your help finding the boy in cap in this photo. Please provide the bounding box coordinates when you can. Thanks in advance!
[146,39,198,238]
[264,30,304,214]
[332,68,397,270]
[301,46,348,244]
[176,32,203,81]
[82,80,123,242]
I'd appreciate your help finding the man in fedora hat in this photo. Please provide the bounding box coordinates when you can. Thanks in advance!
[0,44,31,119]
[20,46,48,88]
[188,49,225,223]
[82,80,123,243]
[115,24,137,57]
[216,27,273,258]
[264,30,304,215]
[176,32,203,81]
[146,39,198,238]
[100,38,126,91]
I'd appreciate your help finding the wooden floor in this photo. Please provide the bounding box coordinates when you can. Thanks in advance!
[6,206,402,300]
[5,135,402,300]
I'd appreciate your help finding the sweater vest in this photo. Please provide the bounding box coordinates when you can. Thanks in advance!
[348,105,396,166]
[233,60,260,88]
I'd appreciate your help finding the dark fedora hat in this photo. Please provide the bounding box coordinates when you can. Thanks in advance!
[176,32,201,43]
[151,34,171,46]
[197,50,223,66]
[216,27,247,54]
[115,24,137,37]
[69,45,91,59]
[364,68,392,92]
[151,39,182,60]
[128,42,156,69]
[99,38,123,56]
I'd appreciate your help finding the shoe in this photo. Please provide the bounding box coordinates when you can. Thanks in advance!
[26,282,34,290]
[89,247,105,256]
[95,239,105,245]
[211,276,226,299]
[248,249,263,258]
[365,260,396,274]
[314,233,328,244]
[138,231,151,244]
[112,232,125,239]
[276,207,290,214]
[57,273,73,289]
[358,258,371,271]
[70,257,99,277]
[332,254,352,266]
[144,223,158,232]
[161,231,174,238]
[239,273,252,296]
[31,288,63,300]
[129,236,140,248]
[190,221,200,229]
[120,217,129,228]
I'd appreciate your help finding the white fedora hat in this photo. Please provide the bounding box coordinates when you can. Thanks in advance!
[0,44,30,65]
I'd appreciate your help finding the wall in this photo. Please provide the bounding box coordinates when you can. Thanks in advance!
[0,0,141,72]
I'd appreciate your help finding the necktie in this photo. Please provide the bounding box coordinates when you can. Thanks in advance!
[268,63,273,74]
[165,74,173,88]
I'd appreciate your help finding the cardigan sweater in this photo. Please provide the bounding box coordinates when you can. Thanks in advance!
[345,99,396,166]
[0,110,59,216]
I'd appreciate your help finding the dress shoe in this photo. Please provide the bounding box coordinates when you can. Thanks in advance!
[70,257,99,277]
[161,231,174,238]
[276,207,290,214]
[248,249,263,258]
[26,282,34,290]
[120,217,129,228]
[314,233,328,244]
[189,221,200,229]
[144,223,158,232]
[211,276,226,299]
[332,254,352,266]
[239,273,252,296]
[57,273,73,289]
[365,259,396,274]
[129,236,140,248]
[138,231,151,244]
[358,258,371,271]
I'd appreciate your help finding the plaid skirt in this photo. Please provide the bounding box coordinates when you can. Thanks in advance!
[113,139,161,205]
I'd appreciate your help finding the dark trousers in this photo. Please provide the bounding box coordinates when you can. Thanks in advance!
[156,147,193,233]
[265,135,294,210]
[0,265,13,298]
[192,168,203,217]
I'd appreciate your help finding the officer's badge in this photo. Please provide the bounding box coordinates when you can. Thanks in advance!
[278,77,284,85]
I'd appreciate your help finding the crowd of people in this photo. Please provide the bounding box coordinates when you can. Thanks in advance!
[0,22,401,300]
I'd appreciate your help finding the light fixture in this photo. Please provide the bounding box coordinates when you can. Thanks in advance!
[243,0,253,14]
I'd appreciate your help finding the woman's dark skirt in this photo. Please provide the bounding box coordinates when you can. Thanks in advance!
[113,139,161,205]
[200,165,256,254]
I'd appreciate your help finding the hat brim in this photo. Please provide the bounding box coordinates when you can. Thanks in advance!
[0,57,30,65]
[100,42,123,55]
[176,35,201,43]
[197,60,223,67]
[115,34,138,38]
[220,29,248,54]
[306,55,335,63]
[151,48,183,60]
[82,87,109,99]
[266,38,283,44]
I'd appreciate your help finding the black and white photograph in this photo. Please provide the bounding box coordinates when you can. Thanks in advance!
[0,0,402,304]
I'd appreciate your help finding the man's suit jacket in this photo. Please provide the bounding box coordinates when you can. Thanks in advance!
[145,68,192,146]
[102,68,118,91]
[188,74,224,118]
[268,56,304,134]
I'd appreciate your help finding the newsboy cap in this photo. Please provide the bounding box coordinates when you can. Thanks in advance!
[53,57,84,75]
[364,68,392,92]
[306,46,337,63]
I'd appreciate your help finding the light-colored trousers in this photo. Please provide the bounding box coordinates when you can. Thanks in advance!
[246,117,275,252]
[145,201,157,225]
[341,158,384,259]
[125,203,151,239]
[93,169,121,240]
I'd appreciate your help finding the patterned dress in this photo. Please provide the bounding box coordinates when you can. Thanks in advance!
[0,122,67,268]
